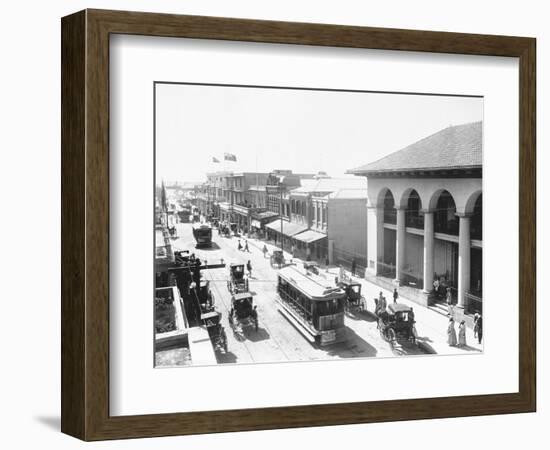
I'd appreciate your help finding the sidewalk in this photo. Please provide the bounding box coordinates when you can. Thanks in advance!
[326,267,483,355]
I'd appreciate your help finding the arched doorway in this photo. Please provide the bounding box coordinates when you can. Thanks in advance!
[434,190,458,235]
[469,193,483,314]
[402,189,423,286]
[405,189,423,229]
[431,190,459,302]
[381,189,396,278]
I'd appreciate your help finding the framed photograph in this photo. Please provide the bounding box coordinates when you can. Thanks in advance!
[61,9,536,441]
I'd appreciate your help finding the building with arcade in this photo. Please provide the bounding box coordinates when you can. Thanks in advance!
[349,121,483,316]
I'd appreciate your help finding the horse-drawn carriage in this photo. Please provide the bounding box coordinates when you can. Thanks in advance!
[376,303,417,348]
[227,263,249,294]
[195,280,228,353]
[339,279,366,312]
[228,292,258,332]
[168,225,178,239]
[270,249,287,268]
[218,222,232,238]
[201,310,228,353]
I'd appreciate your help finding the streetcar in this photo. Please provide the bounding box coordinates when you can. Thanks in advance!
[178,208,192,223]
[276,266,347,346]
[192,223,213,247]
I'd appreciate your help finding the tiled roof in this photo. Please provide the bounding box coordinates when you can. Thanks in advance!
[348,121,482,174]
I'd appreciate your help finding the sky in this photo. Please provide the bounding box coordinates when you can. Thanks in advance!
[155,83,483,184]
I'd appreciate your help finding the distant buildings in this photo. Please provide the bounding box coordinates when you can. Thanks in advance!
[272,177,368,265]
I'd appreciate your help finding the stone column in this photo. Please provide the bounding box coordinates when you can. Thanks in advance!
[422,211,435,292]
[395,207,406,284]
[457,214,471,308]
[366,205,384,275]
[328,239,335,265]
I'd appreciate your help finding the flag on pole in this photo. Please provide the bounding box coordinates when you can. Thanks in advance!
[212,156,220,163]
[224,152,237,162]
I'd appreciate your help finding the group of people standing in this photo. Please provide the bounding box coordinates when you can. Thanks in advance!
[447,312,483,347]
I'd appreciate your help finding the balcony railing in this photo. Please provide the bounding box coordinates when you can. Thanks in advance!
[435,219,459,236]
[383,209,396,224]
[405,214,424,229]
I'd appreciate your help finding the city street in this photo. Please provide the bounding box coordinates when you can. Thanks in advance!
[172,222,427,365]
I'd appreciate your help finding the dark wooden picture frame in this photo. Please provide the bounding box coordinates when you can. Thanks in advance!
[61,9,536,441]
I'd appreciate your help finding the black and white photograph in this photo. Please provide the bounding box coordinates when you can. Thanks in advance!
[154,82,483,367]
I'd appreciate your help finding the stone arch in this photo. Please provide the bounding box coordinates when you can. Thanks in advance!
[380,188,396,225]
[469,192,482,241]
[376,187,394,207]
[430,189,459,235]
[402,188,423,229]
[464,190,483,215]
[398,187,420,209]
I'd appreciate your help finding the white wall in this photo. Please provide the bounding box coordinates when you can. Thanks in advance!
[0,1,547,450]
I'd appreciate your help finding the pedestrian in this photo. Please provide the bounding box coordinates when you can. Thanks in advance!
[351,258,357,276]
[244,240,250,252]
[246,260,252,278]
[262,244,268,258]
[474,313,483,344]
[237,239,242,251]
[325,256,329,267]
[393,287,399,303]
[458,320,467,347]
[446,287,453,315]
[447,317,457,346]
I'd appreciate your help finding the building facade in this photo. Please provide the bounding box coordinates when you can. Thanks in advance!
[266,176,368,265]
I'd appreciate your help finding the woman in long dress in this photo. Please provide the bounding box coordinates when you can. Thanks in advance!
[458,320,467,347]
[447,318,457,346]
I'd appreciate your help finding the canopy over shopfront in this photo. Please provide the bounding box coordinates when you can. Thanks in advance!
[265,219,307,237]
[293,229,327,244]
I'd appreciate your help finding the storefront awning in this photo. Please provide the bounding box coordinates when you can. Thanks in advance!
[265,219,307,237]
[293,229,327,244]
[252,211,279,221]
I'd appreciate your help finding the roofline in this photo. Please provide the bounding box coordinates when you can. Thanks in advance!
[347,164,482,175]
